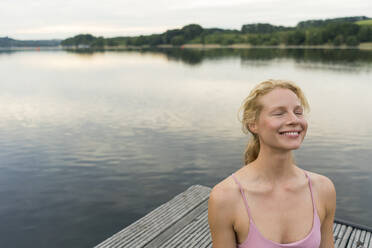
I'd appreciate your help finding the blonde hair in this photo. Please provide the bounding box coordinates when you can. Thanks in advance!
[238,79,310,165]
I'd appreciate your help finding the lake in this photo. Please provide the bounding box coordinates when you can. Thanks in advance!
[1,48,372,248]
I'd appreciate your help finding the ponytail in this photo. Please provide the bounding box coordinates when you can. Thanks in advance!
[244,134,260,165]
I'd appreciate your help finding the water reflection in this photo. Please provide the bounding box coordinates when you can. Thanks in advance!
[61,47,372,69]
[0,48,372,248]
[3,47,372,70]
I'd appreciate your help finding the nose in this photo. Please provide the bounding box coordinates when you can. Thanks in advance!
[286,112,300,125]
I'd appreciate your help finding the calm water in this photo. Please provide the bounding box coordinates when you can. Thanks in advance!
[1,48,372,248]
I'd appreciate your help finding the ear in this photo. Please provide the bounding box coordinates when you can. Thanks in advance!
[248,122,258,134]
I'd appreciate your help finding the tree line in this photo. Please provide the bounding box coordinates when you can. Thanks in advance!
[0,37,61,47]
[61,16,372,48]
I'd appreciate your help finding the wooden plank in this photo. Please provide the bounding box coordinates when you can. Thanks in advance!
[175,211,212,248]
[367,231,372,248]
[334,224,342,248]
[364,231,371,248]
[334,223,343,246]
[346,228,355,248]
[145,197,209,247]
[347,228,372,248]
[352,229,361,248]
[94,185,372,248]
[94,185,211,248]
[338,226,353,248]
[360,231,366,248]
[336,225,348,248]
[159,210,210,247]
[198,231,212,248]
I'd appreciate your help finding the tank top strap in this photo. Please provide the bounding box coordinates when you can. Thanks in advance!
[231,173,253,220]
[303,171,316,212]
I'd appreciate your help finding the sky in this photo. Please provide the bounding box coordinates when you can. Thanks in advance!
[1,0,371,40]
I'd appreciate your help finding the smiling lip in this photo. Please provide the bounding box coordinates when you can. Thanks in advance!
[279,130,302,136]
[279,130,302,134]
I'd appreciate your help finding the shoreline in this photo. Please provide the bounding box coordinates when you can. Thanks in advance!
[0,46,62,51]
[2,42,372,51]
[179,43,372,50]
[105,42,372,50]
[98,42,372,50]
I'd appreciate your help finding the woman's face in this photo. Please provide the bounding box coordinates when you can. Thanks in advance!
[250,88,308,151]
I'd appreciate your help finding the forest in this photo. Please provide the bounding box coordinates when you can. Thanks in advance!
[61,16,372,48]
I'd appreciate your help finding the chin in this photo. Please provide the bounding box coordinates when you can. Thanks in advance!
[278,142,303,151]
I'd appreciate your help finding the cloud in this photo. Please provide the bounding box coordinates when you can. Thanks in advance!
[1,0,371,39]
[13,24,172,38]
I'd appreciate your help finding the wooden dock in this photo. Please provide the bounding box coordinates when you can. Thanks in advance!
[95,185,372,248]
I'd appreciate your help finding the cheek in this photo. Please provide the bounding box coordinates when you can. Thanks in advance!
[301,119,308,133]
[266,119,282,130]
[260,120,279,132]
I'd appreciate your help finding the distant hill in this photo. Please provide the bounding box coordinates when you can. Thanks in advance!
[0,37,61,47]
[297,16,370,28]
[61,16,372,48]
[241,16,371,33]
[241,23,294,34]
[7,15,370,48]
[356,19,372,26]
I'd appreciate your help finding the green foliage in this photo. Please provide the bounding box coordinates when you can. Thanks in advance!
[60,16,372,48]
[297,16,369,28]
[356,19,372,26]
[203,34,223,44]
[0,37,61,47]
[147,34,163,46]
[333,35,343,46]
[61,34,96,46]
[305,30,324,45]
[181,24,203,40]
[199,33,245,45]
[322,22,360,44]
[267,37,279,45]
[134,36,147,46]
[106,38,120,46]
[247,35,259,45]
[358,26,372,42]
[91,37,105,47]
[162,29,183,44]
[221,37,235,45]
[345,36,359,46]
[241,23,291,34]
[188,36,202,44]
[171,35,185,45]
[286,30,306,45]
[246,34,280,45]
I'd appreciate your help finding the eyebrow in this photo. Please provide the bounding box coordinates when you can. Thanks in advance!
[269,105,303,111]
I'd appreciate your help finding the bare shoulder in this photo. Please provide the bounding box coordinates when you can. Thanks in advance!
[208,175,240,219]
[303,170,336,211]
[209,175,240,207]
[305,170,336,195]
[208,176,240,247]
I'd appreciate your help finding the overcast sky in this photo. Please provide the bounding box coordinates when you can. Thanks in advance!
[1,0,371,40]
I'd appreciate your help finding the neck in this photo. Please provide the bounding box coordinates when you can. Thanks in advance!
[250,145,298,185]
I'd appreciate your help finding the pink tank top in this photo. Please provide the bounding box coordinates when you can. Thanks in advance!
[231,171,321,248]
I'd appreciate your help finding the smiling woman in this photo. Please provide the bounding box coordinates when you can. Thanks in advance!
[239,80,310,165]
[208,79,336,248]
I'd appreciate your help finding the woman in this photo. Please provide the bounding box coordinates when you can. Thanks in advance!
[208,80,336,248]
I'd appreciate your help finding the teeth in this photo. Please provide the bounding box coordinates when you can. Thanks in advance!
[281,132,299,136]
